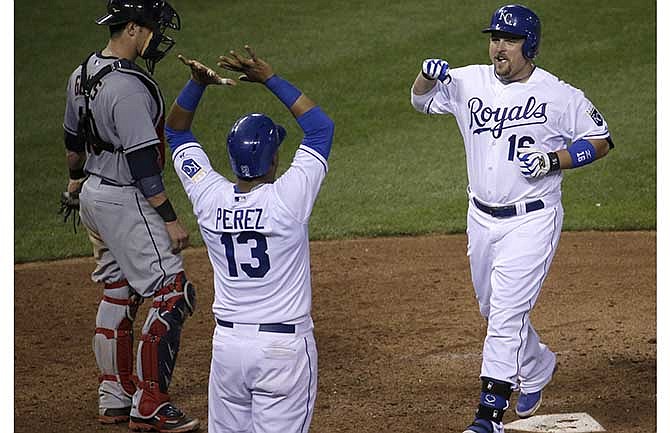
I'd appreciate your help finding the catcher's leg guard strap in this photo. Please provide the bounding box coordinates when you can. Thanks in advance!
[136,273,196,416]
[94,281,142,400]
[475,377,513,423]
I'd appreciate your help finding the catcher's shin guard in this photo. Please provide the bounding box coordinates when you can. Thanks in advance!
[133,272,196,418]
[93,280,143,419]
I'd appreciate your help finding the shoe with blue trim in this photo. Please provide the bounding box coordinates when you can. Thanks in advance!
[463,418,504,433]
[515,390,542,418]
[516,363,557,418]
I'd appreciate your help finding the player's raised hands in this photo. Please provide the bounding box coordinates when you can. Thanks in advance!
[218,45,274,83]
[178,54,237,86]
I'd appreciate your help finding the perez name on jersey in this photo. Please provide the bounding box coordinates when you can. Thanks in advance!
[216,207,265,231]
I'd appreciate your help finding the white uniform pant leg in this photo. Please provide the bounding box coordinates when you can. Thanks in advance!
[466,204,495,320]
[209,326,253,433]
[517,323,556,393]
[208,326,318,433]
[469,204,562,387]
[251,332,317,433]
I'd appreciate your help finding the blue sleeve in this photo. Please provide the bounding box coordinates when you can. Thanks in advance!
[296,106,335,160]
[165,126,199,153]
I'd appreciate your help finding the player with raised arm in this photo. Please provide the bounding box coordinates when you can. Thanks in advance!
[411,4,613,433]
[164,46,334,433]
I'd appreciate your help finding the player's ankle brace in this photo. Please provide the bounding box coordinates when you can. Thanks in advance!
[475,377,513,423]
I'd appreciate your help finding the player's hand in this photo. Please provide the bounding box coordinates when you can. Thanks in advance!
[165,219,190,253]
[422,58,450,82]
[177,54,237,87]
[517,148,551,178]
[67,177,86,194]
[217,45,274,83]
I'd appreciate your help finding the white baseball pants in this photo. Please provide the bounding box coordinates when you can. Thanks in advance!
[467,200,563,393]
[208,321,318,433]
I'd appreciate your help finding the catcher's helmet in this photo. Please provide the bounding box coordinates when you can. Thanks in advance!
[482,4,541,59]
[96,0,181,74]
[227,113,286,179]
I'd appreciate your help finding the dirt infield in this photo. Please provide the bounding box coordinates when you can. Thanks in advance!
[15,231,656,433]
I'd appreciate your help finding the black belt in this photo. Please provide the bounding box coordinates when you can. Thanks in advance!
[100,178,131,187]
[472,197,544,218]
[216,318,295,334]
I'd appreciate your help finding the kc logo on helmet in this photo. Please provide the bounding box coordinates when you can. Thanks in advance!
[499,10,515,26]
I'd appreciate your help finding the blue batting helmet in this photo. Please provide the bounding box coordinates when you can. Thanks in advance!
[227,113,286,179]
[482,4,541,59]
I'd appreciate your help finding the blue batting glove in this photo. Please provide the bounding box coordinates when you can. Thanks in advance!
[422,58,450,82]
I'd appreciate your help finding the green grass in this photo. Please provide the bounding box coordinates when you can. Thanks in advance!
[14,0,656,262]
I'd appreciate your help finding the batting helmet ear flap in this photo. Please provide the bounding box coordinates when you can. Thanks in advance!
[277,124,287,146]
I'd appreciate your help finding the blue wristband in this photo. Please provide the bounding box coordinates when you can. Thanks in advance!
[265,75,301,108]
[176,79,206,112]
[568,139,597,167]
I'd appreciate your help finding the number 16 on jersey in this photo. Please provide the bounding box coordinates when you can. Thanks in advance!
[507,134,535,161]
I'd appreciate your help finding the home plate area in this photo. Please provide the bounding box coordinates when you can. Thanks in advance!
[506,412,606,432]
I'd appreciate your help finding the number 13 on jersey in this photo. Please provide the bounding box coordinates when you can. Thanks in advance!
[220,232,271,278]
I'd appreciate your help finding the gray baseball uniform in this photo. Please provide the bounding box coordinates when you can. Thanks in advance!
[64,52,182,293]
[63,51,190,421]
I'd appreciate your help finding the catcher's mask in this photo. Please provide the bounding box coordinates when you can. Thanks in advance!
[482,4,541,59]
[96,0,181,74]
[226,113,286,180]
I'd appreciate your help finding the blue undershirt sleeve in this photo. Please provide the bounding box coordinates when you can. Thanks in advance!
[165,80,205,152]
[165,126,199,152]
[296,106,335,160]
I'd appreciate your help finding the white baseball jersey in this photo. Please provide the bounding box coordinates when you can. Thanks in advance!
[412,65,611,393]
[172,141,328,325]
[411,65,610,205]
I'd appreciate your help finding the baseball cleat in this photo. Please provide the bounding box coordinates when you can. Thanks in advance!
[463,418,504,433]
[98,406,131,424]
[516,363,557,418]
[515,390,542,418]
[128,403,200,432]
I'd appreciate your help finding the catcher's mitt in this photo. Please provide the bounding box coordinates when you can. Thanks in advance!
[58,191,81,233]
